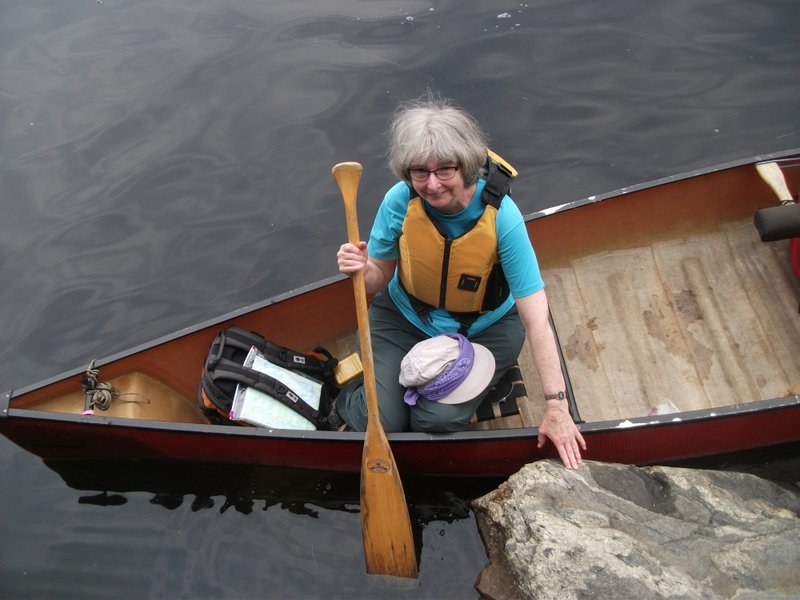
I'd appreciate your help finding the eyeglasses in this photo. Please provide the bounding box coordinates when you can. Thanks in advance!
[408,165,459,182]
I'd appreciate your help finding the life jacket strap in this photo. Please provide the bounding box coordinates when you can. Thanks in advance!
[481,156,514,208]
[398,277,480,335]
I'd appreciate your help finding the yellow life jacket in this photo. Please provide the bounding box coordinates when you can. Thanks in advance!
[397,151,517,319]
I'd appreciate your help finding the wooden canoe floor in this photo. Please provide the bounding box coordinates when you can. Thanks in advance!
[331,218,800,432]
[517,218,800,429]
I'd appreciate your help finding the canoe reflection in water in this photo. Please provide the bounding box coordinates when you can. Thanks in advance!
[45,459,502,523]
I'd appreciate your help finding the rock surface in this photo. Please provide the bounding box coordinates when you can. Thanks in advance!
[472,460,800,600]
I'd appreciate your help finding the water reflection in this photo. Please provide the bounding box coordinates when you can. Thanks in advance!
[47,459,501,523]
[49,461,363,516]
[30,457,500,598]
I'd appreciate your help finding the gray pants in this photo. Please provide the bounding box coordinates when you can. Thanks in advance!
[336,293,525,432]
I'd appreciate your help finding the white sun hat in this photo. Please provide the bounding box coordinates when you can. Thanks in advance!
[399,334,495,405]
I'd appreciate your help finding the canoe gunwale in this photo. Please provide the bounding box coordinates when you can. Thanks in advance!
[1,394,798,475]
[5,274,351,401]
[522,146,800,223]
[3,393,798,443]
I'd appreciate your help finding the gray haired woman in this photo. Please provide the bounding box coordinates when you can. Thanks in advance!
[335,93,585,469]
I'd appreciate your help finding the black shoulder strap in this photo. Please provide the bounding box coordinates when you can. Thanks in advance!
[206,358,327,428]
[223,327,337,384]
[481,156,514,209]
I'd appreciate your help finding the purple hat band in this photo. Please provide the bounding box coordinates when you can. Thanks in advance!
[403,333,474,406]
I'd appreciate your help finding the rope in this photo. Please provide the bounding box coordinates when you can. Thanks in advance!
[83,361,118,412]
[81,361,151,412]
[90,382,118,411]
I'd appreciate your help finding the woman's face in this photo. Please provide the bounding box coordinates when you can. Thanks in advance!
[410,159,475,214]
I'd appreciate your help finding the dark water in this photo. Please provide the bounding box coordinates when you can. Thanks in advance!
[1,1,799,598]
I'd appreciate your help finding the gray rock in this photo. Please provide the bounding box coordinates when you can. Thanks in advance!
[472,460,800,600]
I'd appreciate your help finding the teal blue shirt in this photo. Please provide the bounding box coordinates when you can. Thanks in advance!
[367,179,544,336]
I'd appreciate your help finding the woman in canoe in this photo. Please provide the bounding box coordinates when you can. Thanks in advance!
[335,93,585,469]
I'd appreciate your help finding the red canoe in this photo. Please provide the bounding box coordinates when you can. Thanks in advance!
[2,149,799,477]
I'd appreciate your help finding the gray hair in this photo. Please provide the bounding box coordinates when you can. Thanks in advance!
[388,93,488,186]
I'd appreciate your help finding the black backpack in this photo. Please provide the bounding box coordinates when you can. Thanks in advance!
[198,327,339,430]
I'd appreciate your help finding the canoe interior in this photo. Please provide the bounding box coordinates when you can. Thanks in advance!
[7,156,800,434]
[547,220,799,423]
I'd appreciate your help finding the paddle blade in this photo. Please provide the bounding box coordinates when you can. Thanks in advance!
[361,425,418,578]
[756,161,793,204]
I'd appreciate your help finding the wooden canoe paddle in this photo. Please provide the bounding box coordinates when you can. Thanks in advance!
[332,161,418,579]
[756,161,793,204]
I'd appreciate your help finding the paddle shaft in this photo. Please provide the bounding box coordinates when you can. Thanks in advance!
[332,162,418,579]
[338,167,381,425]
[756,162,793,204]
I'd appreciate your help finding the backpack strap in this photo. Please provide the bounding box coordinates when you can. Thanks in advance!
[223,327,338,385]
[205,358,330,429]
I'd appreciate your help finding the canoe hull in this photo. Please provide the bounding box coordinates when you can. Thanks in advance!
[2,396,798,477]
[3,148,800,476]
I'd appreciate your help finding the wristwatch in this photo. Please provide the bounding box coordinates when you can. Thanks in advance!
[544,391,567,401]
